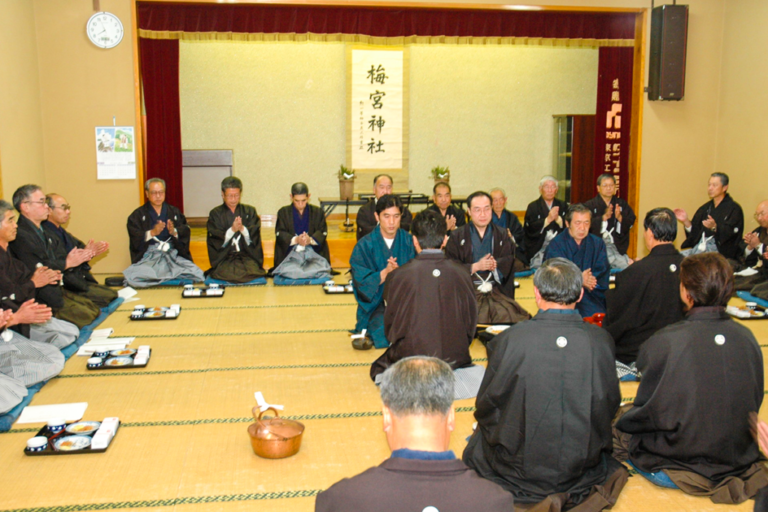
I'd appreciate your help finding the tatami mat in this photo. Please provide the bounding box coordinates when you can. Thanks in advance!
[0,276,764,512]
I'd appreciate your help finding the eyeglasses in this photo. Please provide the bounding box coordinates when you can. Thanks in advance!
[148,190,165,196]
[24,199,47,206]
[53,204,71,211]
[754,211,768,220]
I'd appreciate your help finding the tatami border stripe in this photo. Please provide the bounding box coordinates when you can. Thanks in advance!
[114,329,352,338]
[116,303,357,312]
[3,407,478,434]
[0,489,322,512]
[54,358,490,379]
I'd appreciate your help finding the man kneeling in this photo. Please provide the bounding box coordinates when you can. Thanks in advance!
[316,356,516,512]
[464,258,627,511]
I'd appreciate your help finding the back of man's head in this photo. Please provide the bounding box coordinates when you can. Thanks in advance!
[533,258,583,305]
[411,210,447,250]
[380,356,454,417]
[12,184,41,213]
[644,207,677,242]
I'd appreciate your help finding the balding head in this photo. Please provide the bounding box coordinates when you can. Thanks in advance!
[755,201,768,229]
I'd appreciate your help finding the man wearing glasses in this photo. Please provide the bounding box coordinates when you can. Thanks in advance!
[125,178,203,287]
[9,184,99,328]
[43,194,117,308]
[734,201,768,299]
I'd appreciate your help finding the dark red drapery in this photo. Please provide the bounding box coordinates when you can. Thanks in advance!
[137,3,636,40]
[593,47,634,199]
[139,37,184,211]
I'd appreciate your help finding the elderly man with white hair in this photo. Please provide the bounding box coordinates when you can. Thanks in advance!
[523,176,568,267]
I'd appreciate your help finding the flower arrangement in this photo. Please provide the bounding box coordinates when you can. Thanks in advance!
[337,165,356,181]
[430,165,450,181]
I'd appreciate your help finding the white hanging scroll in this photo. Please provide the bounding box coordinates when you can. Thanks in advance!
[350,50,404,170]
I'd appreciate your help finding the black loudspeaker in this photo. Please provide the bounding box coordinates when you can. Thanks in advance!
[648,4,689,101]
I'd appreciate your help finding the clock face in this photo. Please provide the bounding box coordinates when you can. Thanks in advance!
[87,12,124,49]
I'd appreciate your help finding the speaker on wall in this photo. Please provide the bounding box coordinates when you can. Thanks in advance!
[648,4,689,101]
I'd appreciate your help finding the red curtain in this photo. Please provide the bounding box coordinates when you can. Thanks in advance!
[139,38,184,211]
[137,3,636,40]
[593,47,634,199]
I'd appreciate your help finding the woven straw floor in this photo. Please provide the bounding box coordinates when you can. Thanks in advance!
[0,276,766,512]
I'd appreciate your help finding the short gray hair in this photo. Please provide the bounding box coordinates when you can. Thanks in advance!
[12,184,42,212]
[539,175,558,189]
[144,178,166,192]
[379,356,454,416]
[565,203,592,224]
[221,176,243,192]
[534,257,583,305]
[489,187,506,198]
[0,200,14,218]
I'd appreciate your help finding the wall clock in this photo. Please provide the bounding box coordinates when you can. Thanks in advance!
[87,12,124,49]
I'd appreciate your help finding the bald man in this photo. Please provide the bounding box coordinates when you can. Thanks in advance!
[735,201,768,298]
[356,174,412,240]
[43,194,117,307]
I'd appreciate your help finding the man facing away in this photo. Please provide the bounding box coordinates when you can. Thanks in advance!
[10,184,99,328]
[206,176,266,283]
[603,208,684,377]
[316,356,517,512]
[445,191,530,325]
[356,174,412,240]
[349,194,415,350]
[523,175,568,266]
[426,181,466,234]
[674,172,744,260]
[272,182,331,274]
[464,258,627,511]
[545,204,609,318]
[43,193,117,308]
[125,178,203,287]
[370,209,477,383]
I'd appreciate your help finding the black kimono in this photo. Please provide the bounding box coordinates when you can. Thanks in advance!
[42,221,117,308]
[9,216,99,328]
[273,204,330,268]
[445,223,529,324]
[616,308,763,484]
[206,203,266,281]
[316,455,517,512]
[356,199,412,241]
[370,251,477,381]
[583,195,636,255]
[127,202,192,264]
[604,244,685,364]
[426,203,466,233]
[492,209,525,257]
[0,245,36,338]
[464,310,625,505]
[523,197,568,262]
[681,193,744,260]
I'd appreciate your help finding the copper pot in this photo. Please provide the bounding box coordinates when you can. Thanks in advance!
[247,407,305,459]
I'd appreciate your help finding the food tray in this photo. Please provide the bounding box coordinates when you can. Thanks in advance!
[182,287,225,298]
[130,307,180,321]
[24,421,120,456]
[726,304,768,321]
[87,349,151,370]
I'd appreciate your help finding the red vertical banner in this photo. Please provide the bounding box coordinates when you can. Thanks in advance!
[594,47,634,199]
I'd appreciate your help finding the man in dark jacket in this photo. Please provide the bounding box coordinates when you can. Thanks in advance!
[272,182,330,269]
[356,174,412,240]
[583,173,636,256]
[316,357,516,512]
[523,175,568,265]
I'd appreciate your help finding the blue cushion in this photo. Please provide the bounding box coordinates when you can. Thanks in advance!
[273,276,330,286]
[204,277,267,287]
[514,269,535,278]
[610,268,623,275]
[736,291,768,310]
[619,373,641,382]
[627,460,679,489]
[155,278,199,287]
[0,381,46,432]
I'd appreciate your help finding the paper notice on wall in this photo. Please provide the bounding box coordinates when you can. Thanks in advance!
[96,126,136,180]
[351,50,403,170]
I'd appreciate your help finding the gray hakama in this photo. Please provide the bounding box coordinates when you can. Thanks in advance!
[29,317,80,349]
[124,246,204,288]
[0,330,64,387]
[0,372,27,414]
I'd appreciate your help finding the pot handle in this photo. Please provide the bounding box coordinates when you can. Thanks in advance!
[255,407,280,421]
